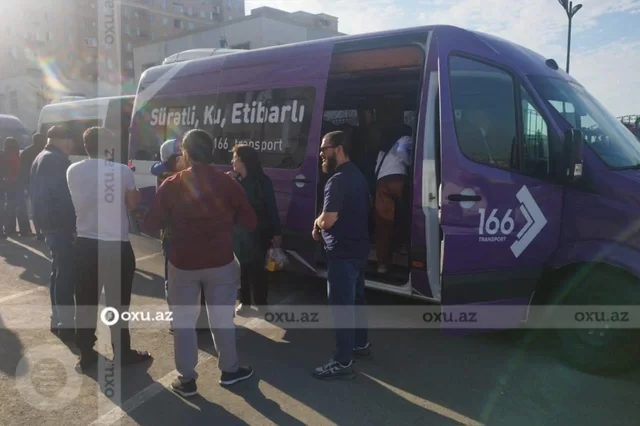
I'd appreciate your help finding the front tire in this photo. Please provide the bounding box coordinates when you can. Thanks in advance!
[550,265,640,376]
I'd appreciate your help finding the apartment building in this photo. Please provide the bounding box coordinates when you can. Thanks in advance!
[134,6,342,82]
[0,0,245,131]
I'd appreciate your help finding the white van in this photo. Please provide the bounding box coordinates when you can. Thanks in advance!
[37,95,134,165]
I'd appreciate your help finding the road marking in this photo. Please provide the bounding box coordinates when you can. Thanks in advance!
[0,250,162,304]
[0,288,47,304]
[89,291,305,426]
[3,237,51,260]
[363,374,484,426]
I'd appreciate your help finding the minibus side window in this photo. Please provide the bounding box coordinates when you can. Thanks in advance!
[520,87,550,178]
[449,55,518,171]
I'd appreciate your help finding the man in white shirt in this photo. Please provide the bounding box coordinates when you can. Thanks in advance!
[67,126,152,371]
[373,125,413,274]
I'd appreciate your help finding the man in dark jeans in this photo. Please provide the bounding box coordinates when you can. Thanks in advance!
[312,130,372,380]
[20,133,46,239]
[67,127,152,371]
[30,126,77,341]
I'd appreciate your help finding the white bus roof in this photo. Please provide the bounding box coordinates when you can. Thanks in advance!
[38,95,134,124]
[162,48,244,65]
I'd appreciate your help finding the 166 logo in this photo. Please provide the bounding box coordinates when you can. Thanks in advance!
[478,208,515,235]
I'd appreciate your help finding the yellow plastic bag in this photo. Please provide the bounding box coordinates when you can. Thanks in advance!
[265,245,288,272]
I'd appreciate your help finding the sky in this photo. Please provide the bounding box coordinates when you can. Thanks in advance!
[246,0,640,117]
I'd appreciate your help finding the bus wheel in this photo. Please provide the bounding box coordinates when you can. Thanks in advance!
[550,265,640,376]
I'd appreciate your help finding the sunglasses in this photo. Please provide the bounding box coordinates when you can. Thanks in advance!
[319,144,341,153]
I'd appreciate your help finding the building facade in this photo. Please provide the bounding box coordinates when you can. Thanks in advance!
[0,0,245,131]
[133,7,342,82]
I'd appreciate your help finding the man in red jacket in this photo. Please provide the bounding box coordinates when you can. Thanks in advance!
[144,129,257,398]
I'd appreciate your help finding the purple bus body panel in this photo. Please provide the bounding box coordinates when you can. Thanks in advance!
[552,151,640,276]
[435,29,564,304]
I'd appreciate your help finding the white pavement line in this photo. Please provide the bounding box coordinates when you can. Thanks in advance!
[0,252,162,304]
[0,288,47,304]
[4,237,51,260]
[135,252,162,262]
[90,290,305,426]
[89,352,211,426]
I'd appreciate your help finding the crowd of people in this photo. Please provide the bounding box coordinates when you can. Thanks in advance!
[10,117,412,397]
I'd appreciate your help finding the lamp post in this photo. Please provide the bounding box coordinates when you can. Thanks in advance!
[558,0,583,74]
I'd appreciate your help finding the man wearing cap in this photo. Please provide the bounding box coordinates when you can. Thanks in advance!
[30,125,77,342]
[150,139,187,332]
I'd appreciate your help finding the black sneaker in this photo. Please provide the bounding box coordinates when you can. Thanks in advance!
[219,366,254,386]
[313,359,356,380]
[353,342,372,358]
[171,378,198,398]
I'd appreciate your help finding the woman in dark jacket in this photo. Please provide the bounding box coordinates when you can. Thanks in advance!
[228,144,282,315]
[3,137,31,236]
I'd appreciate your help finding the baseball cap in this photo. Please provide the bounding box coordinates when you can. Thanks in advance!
[150,139,182,176]
[160,138,182,163]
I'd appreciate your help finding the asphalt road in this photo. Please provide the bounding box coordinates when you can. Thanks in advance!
[0,233,638,426]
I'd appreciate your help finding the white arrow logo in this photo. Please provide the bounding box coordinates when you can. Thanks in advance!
[510,185,547,258]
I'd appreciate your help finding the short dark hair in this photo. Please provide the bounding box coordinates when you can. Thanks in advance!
[33,132,46,146]
[232,144,263,176]
[182,129,214,164]
[47,125,71,140]
[4,137,19,153]
[82,126,114,158]
[323,130,352,157]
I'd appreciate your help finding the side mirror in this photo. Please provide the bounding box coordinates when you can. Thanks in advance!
[564,129,584,182]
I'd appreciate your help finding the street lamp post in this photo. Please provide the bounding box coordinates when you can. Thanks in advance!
[558,0,583,74]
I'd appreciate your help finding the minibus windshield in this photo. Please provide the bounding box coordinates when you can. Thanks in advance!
[530,75,640,170]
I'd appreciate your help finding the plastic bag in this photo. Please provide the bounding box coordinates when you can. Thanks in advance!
[265,245,289,272]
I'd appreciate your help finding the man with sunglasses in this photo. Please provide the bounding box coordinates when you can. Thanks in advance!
[313,130,372,380]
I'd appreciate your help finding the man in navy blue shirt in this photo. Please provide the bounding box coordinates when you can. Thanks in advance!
[31,126,77,342]
[312,130,372,380]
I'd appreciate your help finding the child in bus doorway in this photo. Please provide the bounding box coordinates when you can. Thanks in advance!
[150,139,187,332]
[227,144,282,316]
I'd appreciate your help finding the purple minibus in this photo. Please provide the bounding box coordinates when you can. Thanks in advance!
[129,25,640,375]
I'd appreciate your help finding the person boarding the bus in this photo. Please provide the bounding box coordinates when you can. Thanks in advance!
[67,127,152,371]
[30,126,77,342]
[144,129,257,397]
[313,130,372,380]
[373,125,412,274]
[149,138,188,333]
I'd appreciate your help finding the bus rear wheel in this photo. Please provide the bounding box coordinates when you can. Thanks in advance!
[550,265,640,376]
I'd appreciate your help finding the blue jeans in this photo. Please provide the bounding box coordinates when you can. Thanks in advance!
[327,257,369,365]
[44,232,76,329]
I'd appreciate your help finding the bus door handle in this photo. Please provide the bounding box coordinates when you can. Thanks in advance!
[448,194,481,202]
[293,174,311,187]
